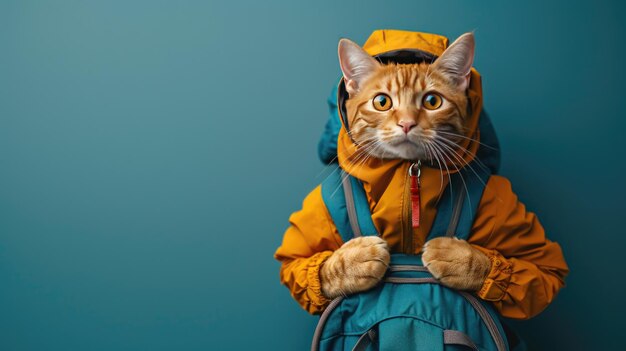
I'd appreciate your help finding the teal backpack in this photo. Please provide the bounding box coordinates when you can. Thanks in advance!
[311,82,525,351]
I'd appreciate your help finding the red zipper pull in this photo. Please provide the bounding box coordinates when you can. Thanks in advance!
[410,161,421,228]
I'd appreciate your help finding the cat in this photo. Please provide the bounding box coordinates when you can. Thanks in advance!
[275,30,568,320]
[319,33,492,299]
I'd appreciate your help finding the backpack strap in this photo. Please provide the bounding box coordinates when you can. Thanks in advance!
[341,170,378,237]
[350,326,479,351]
[428,166,491,241]
[321,168,378,243]
[322,166,490,243]
[341,170,363,238]
[446,179,466,237]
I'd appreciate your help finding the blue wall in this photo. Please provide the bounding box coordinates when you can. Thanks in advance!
[1,0,624,349]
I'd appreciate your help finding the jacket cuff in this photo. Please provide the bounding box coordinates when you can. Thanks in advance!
[471,246,512,301]
[306,251,334,308]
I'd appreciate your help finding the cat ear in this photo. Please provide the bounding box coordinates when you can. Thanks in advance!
[338,38,380,95]
[433,32,475,91]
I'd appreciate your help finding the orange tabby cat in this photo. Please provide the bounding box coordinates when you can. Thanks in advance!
[275,31,568,320]
[320,33,491,299]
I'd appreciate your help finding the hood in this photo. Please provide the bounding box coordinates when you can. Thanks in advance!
[333,30,495,187]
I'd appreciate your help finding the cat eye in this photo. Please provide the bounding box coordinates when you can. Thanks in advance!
[372,93,393,111]
[422,93,443,110]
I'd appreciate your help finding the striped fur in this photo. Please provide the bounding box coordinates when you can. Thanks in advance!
[320,236,390,299]
[345,61,469,161]
[319,33,490,298]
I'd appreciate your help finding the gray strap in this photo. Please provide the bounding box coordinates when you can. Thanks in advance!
[311,297,344,351]
[459,291,507,351]
[443,330,479,350]
[341,171,362,238]
[383,277,439,284]
[387,265,430,273]
[385,265,437,284]
[353,328,477,351]
[352,328,377,351]
[446,180,466,237]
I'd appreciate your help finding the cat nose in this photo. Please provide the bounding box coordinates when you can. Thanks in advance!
[397,120,417,134]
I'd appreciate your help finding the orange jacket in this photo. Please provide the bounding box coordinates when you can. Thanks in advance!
[274,30,569,319]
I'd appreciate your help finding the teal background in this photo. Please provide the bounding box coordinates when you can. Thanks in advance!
[1,0,624,349]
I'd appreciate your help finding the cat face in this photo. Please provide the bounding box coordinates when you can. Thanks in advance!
[338,33,475,161]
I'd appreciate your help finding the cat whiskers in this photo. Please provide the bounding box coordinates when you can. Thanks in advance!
[435,128,500,180]
[327,139,383,198]
[434,136,491,178]
[317,134,378,183]
[425,141,457,209]
[423,142,445,193]
[332,142,382,198]
[434,136,504,205]
[433,135,490,189]
[343,139,384,182]
[436,130,499,151]
[429,140,473,216]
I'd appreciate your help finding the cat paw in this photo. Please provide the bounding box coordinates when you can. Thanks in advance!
[422,237,490,291]
[320,236,390,299]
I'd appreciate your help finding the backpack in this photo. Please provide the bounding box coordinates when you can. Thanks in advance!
[310,83,524,351]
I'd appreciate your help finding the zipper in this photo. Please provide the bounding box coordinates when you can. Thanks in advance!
[402,161,421,253]
[409,161,421,228]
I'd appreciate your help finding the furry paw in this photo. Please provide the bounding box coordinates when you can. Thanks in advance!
[320,236,390,299]
[422,237,490,291]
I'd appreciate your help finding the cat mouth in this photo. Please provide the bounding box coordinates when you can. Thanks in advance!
[383,138,428,160]
[395,140,416,146]
[389,136,422,147]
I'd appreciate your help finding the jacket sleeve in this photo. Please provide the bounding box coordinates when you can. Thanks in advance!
[274,185,344,314]
[467,175,569,319]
